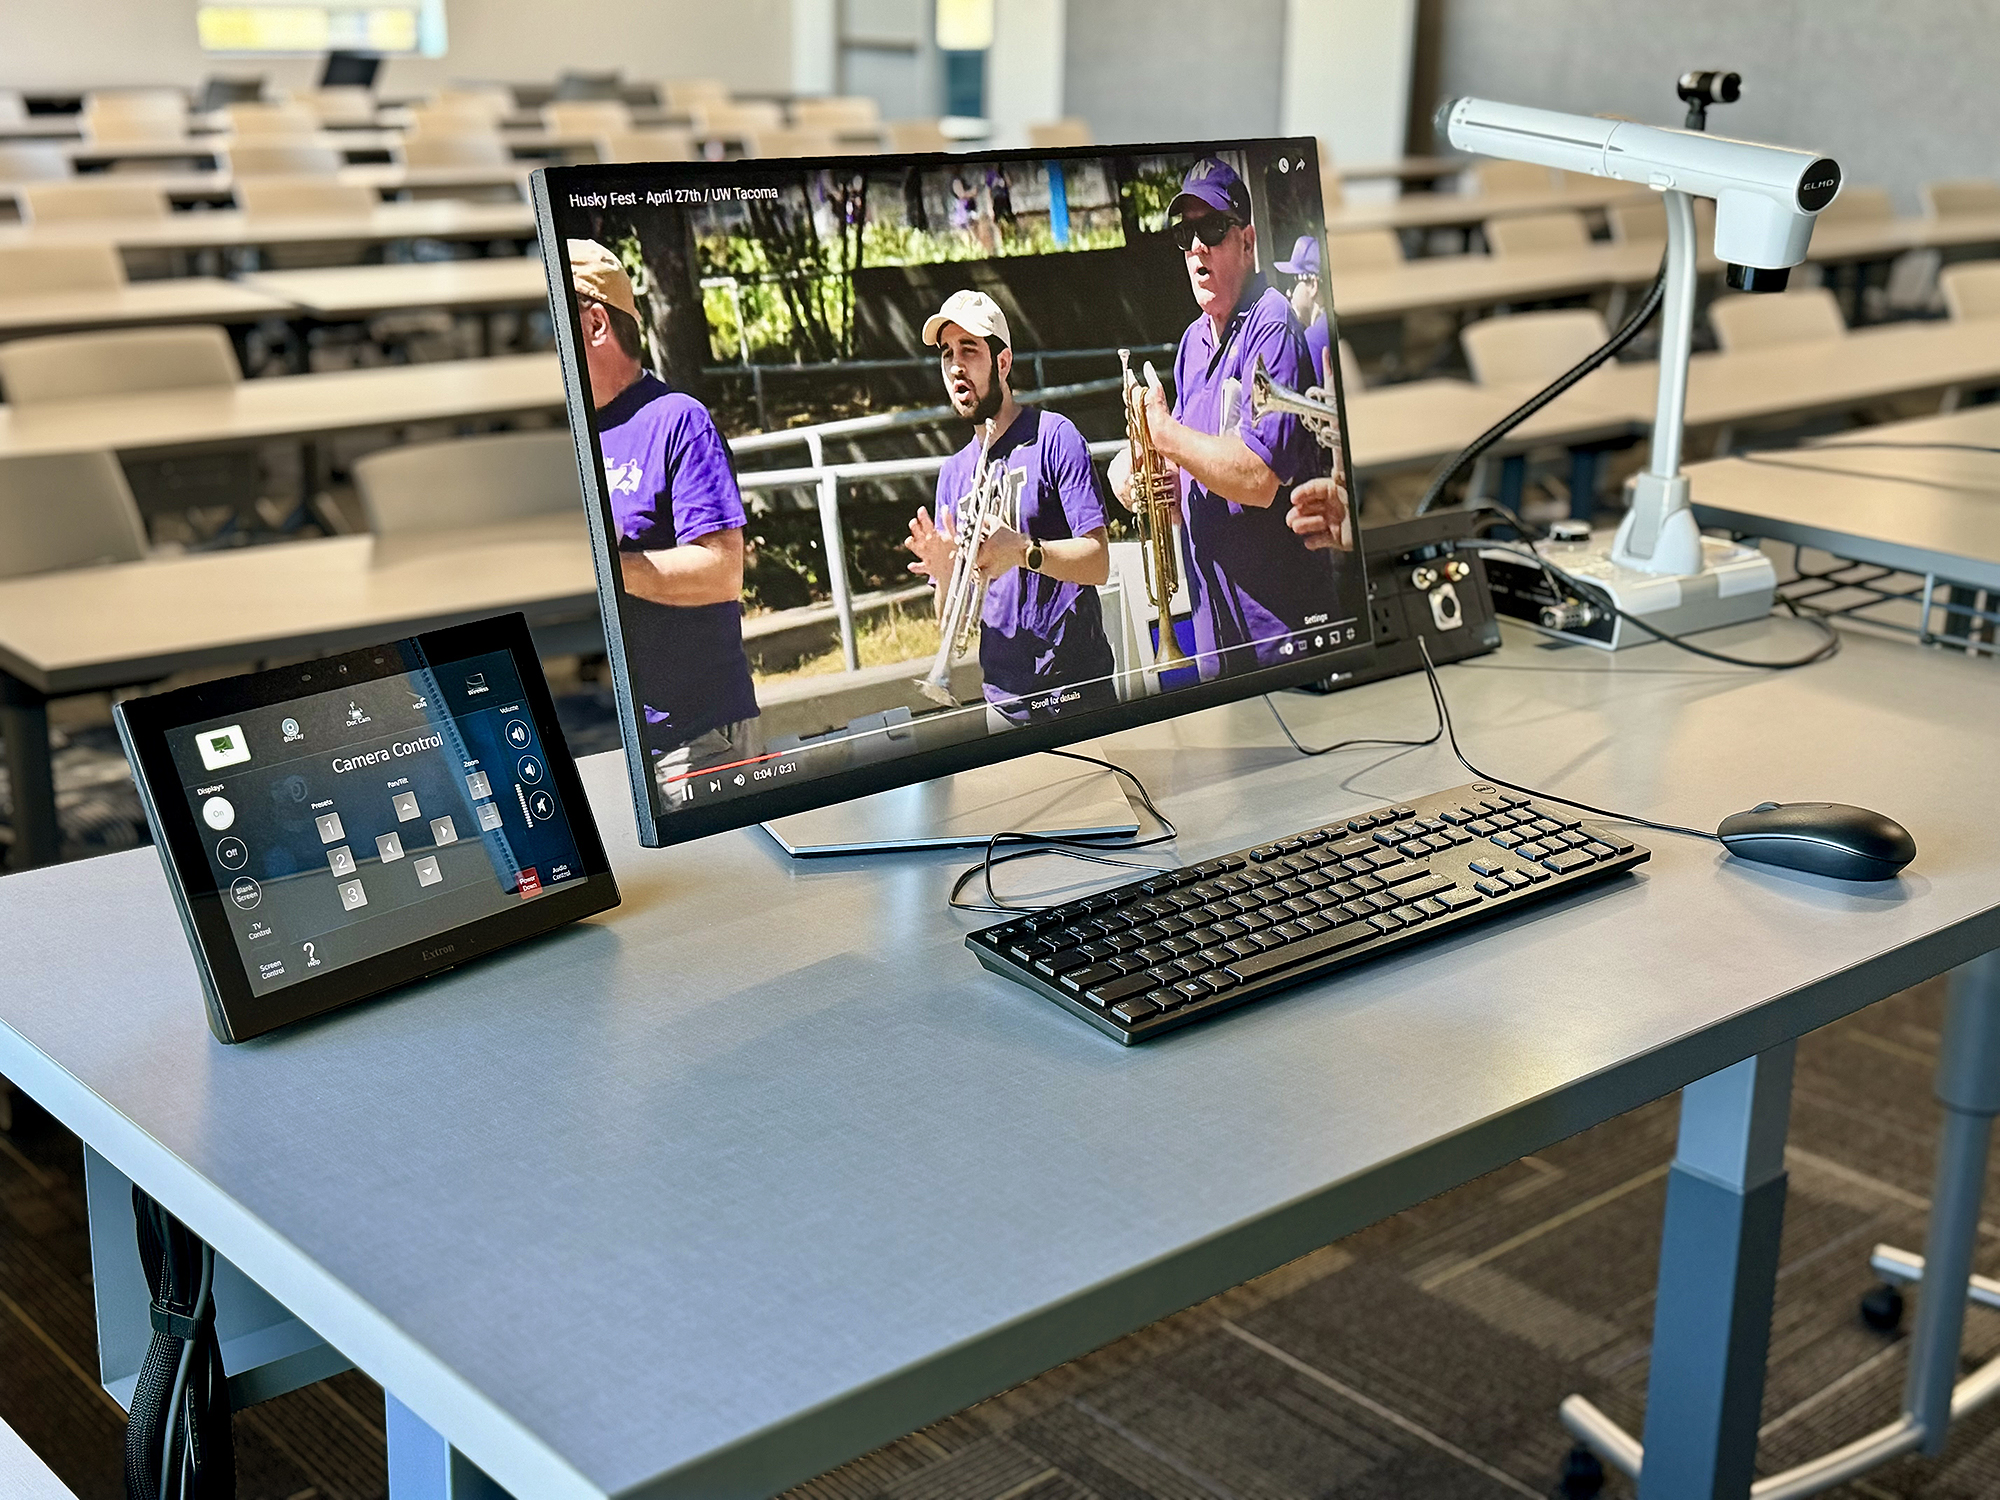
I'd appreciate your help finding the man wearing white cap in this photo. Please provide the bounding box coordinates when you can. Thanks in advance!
[566,238,759,809]
[905,289,1116,725]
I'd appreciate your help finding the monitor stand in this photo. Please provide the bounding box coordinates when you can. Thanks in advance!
[761,755,1138,857]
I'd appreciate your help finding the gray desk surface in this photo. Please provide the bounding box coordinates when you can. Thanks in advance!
[1690,405,2000,593]
[2,624,1995,1500]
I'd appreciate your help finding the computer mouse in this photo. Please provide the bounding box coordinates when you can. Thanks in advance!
[1718,802,1916,882]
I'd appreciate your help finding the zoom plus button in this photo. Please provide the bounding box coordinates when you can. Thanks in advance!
[528,790,554,822]
[229,877,261,910]
[215,837,247,870]
[517,755,543,783]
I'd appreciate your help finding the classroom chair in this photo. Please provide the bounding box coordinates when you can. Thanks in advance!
[594,130,698,165]
[400,132,514,168]
[887,119,954,154]
[665,79,731,110]
[1922,180,2000,218]
[745,127,837,159]
[225,102,318,137]
[1460,308,1609,386]
[0,452,148,576]
[543,101,632,137]
[0,325,240,405]
[1466,159,1554,196]
[690,101,786,141]
[1323,228,1401,276]
[20,179,169,224]
[1940,262,2000,321]
[1707,285,1847,352]
[793,97,882,133]
[1815,185,1894,225]
[1485,210,1591,257]
[0,242,126,293]
[1028,119,1093,150]
[227,141,344,176]
[236,177,376,216]
[0,143,71,182]
[304,86,377,127]
[1606,196,1716,245]
[352,430,584,534]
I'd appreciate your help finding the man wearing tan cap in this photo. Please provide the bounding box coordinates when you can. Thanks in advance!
[905,289,1116,725]
[566,238,760,809]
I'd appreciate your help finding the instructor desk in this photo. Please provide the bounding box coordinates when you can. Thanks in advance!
[2,626,1998,1499]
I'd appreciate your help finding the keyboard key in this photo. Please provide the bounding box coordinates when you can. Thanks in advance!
[1391,806,1417,820]
[1474,877,1509,897]
[1468,858,1503,877]
[1156,915,1193,935]
[1184,925,1223,947]
[1397,840,1430,860]
[1499,870,1533,890]
[1172,978,1211,1005]
[1270,878,1309,897]
[1391,905,1427,924]
[1210,918,1248,940]
[1238,910,1273,932]
[1224,938,1264,960]
[1145,964,1185,987]
[1491,831,1523,848]
[1513,841,1550,861]
[1350,873,1386,893]
[1161,935,1200,955]
[1197,945,1236,969]
[1296,912,1331,933]
[1082,972,1154,1009]
[1248,930,1287,950]
[1413,897,1449,917]
[1281,896,1318,917]
[1134,943,1174,965]
[1374,862,1428,886]
[1400,874,1454,900]
[1367,912,1405,934]
[1060,963,1121,993]
[1364,891,1401,912]
[1330,880,1363,899]
[1466,818,1497,836]
[1442,889,1482,910]
[1331,836,1374,857]
[1373,828,1405,847]
[1006,937,1058,963]
[1366,848,1407,869]
[1583,841,1618,859]
[1542,849,1597,874]
[1224,920,1374,982]
[1199,970,1237,993]
[1111,997,1162,1024]
[1147,986,1186,1011]
[1516,866,1551,884]
[1271,921,1311,942]
[1128,922,1166,944]
[1077,940,1119,962]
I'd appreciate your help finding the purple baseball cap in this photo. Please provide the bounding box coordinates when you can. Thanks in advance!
[1168,156,1253,224]
[1273,235,1320,277]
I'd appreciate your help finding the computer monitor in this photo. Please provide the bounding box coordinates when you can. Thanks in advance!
[320,52,382,89]
[532,138,1372,850]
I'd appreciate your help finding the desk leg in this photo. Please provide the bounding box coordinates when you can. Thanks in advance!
[0,670,58,869]
[386,1394,516,1500]
[1637,1041,1795,1500]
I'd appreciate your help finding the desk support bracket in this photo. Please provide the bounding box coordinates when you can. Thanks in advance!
[1560,950,2000,1498]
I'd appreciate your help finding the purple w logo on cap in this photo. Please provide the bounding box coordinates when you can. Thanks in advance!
[1170,156,1253,224]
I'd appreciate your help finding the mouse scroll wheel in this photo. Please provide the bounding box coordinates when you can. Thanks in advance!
[1752,801,1782,813]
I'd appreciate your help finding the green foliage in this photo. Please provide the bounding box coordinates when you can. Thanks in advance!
[1121,162,1183,234]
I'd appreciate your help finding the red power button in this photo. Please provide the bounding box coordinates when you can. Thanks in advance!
[517,867,542,899]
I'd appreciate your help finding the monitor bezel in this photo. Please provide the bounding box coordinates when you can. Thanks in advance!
[531,138,1374,851]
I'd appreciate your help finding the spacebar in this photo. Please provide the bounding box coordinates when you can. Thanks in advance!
[1224,921,1376,983]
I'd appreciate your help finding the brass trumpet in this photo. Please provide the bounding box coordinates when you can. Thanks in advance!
[1119,348,1191,671]
[1248,354,1342,453]
[916,419,1024,708]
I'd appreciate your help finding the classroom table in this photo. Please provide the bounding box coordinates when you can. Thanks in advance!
[239,257,552,321]
[1326,181,1653,235]
[0,352,562,461]
[0,164,533,209]
[1334,154,1465,185]
[1,623,1996,1500]
[0,278,295,339]
[0,200,537,256]
[1688,405,2000,609]
[0,512,597,868]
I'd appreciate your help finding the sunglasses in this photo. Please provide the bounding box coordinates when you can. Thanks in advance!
[1168,213,1243,253]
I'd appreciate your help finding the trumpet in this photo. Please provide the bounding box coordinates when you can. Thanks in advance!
[1248,354,1342,453]
[916,419,1024,708]
[1119,348,1191,671]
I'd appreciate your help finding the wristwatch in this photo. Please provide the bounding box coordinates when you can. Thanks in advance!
[1024,541,1045,573]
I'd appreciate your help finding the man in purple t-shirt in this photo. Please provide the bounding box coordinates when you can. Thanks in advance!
[904,290,1115,726]
[1109,159,1353,681]
[568,240,759,811]
[1274,233,1333,390]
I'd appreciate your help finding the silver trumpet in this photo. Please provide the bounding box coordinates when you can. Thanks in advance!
[1248,354,1343,453]
[916,419,1024,708]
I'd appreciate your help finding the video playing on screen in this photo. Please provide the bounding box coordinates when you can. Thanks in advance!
[544,139,1369,829]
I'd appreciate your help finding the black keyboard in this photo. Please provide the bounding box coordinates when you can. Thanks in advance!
[967,782,1649,1043]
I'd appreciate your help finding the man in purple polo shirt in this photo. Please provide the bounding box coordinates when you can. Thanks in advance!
[1109,157,1351,680]
[1274,233,1333,390]
[568,239,759,809]
[904,290,1115,726]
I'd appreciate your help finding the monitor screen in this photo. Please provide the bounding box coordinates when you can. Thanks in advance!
[533,139,1372,848]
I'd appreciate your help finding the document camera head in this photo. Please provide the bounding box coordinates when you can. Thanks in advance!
[1676,69,1741,130]
[1435,97,1841,293]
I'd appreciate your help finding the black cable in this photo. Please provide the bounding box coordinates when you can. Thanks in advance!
[126,1188,233,1500]
[1736,440,2000,480]
[1413,636,1722,842]
[947,748,1179,915]
[1414,250,1670,516]
[1263,692,1442,757]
